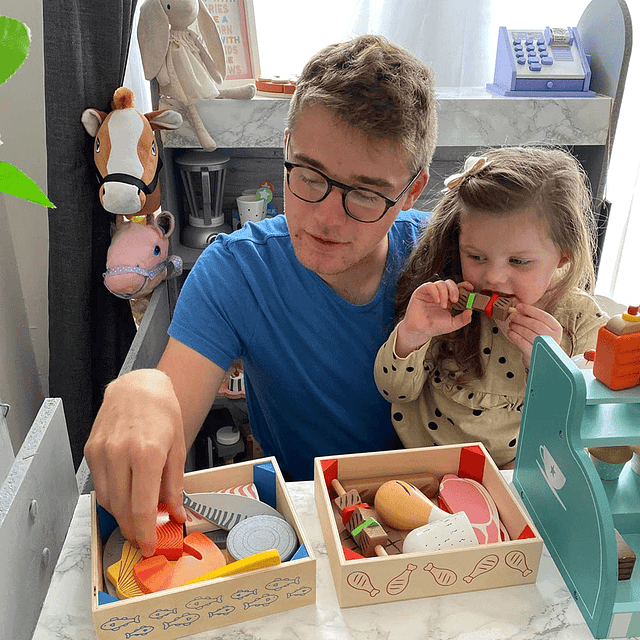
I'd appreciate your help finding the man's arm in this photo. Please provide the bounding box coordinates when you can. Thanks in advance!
[84,337,226,557]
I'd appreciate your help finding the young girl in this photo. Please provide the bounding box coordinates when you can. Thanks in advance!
[374,146,608,468]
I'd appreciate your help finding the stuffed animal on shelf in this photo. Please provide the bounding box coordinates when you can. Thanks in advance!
[137,0,256,150]
[104,211,183,301]
[82,88,183,306]
[81,87,182,219]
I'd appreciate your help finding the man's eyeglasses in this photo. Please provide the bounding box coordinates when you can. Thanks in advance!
[284,154,421,224]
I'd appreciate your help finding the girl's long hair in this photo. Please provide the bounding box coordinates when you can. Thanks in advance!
[394,145,597,383]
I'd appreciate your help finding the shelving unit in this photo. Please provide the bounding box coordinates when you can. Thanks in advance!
[514,335,640,638]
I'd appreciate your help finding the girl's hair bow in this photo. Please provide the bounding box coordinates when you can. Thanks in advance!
[443,156,491,191]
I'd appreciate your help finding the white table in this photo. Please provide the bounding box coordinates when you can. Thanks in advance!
[32,476,629,640]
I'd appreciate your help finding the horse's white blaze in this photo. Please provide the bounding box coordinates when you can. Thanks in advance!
[106,109,145,176]
[102,109,147,213]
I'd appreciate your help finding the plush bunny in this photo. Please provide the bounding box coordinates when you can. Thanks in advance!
[137,0,256,150]
[103,211,183,300]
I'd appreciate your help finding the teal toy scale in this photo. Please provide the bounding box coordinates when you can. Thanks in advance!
[514,335,640,638]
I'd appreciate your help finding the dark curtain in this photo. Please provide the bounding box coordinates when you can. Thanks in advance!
[44,1,139,468]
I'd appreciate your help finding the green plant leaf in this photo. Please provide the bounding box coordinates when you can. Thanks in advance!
[0,16,30,86]
[0,161,55,207]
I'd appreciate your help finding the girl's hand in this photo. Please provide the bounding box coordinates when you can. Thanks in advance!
[498,303,563,370]
[395,280,474,357]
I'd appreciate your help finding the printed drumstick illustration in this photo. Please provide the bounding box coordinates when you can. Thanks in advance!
[386,563,418,595]
[347,570,380,597]
[451,289,516,321]
[423,562,458,587]
[463,554,499,583]
[505,550,532,577]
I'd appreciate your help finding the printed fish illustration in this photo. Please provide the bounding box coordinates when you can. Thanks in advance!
[243,593,279,609]
[185,595,223,610]
[287,586,312,598]
[125,626,154,638]
[231,588,258,600]
[208,605,236,617]
[148,608,177,619]
[265,576,300,591]
[100,615,140,631]
[162,613,200,629]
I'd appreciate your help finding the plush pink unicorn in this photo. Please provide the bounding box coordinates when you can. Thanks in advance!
[104,211,183,300]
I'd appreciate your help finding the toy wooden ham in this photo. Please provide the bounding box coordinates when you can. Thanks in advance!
[437,474,505,544]
[374,480,449,530]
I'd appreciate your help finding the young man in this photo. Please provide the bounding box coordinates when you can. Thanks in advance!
[85,34,438,557]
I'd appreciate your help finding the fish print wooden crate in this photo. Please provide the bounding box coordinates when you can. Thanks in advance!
[314,443,542,607]
[91,457,315,640]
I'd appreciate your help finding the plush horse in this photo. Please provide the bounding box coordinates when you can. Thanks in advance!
[137,0,256,150]
[81,87,182,218]
[104,211,183,300]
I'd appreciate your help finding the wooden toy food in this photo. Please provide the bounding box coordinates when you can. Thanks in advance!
[451,289,515,321]
[374,480,449,530]
[183,490,284,529]
[226,514,298,562]
[586,305,640,390]
[437,474,504,544]
[402,511,478,554]
[345,505,389,557]
[588,445,633,480]
[184,549,281,585]
[616,530,636,581]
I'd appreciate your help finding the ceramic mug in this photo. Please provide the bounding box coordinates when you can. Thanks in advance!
[236,195,266,226]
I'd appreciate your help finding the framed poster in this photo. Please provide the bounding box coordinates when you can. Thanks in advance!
[203,0,261,87]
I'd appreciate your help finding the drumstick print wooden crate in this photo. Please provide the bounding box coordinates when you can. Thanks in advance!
[90,457,315,640]
[314,443,542,607]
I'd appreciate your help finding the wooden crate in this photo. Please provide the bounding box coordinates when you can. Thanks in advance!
[314,443,542,607]
[91,457,315,640]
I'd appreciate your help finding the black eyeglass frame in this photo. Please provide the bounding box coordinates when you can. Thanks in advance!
[283,159,422,224]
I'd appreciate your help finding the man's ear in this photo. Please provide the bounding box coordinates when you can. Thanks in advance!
[401,169,429,210]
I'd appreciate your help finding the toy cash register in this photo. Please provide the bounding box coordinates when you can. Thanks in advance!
[487,26,595,97]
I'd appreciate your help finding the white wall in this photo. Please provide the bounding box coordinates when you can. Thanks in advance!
[0,0,47,451]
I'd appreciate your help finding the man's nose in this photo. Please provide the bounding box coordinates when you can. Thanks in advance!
[315,185,348,225]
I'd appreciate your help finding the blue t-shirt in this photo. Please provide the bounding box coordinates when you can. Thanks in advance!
[169,211,428,479]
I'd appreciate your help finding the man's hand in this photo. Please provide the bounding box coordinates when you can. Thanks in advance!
[395,280,474,357]
[498,303,563,370]
[84,369,187,558]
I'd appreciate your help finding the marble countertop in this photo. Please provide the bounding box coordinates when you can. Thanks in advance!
[32,478,628,640]
[160,87,613,149]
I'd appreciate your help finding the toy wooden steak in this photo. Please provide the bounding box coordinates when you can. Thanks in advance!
[451,290,515,321]
[183,491,284,530]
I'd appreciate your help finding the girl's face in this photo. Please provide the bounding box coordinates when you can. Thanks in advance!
[458,207,568,307]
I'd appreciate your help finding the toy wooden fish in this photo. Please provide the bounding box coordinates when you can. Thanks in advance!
[183,490,283,530]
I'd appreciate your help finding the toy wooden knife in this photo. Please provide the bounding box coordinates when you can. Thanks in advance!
[182,491,284,530]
